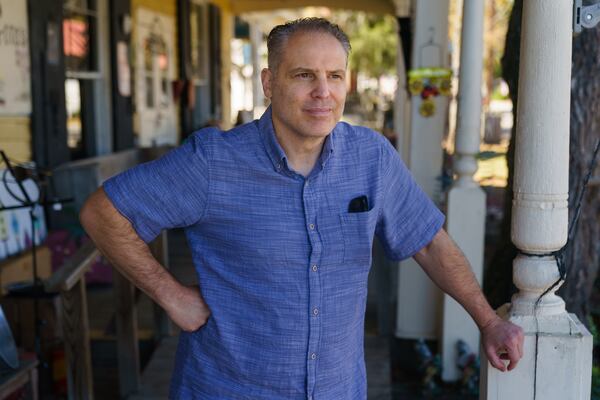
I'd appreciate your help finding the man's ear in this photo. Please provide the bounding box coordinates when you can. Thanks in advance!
[261,68,273,99]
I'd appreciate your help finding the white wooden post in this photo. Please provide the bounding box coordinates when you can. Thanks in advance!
[442,0,486,382]
[481,1,592,398]
[395,0,449,340]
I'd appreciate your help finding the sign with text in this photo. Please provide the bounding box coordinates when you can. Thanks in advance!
[135,8,177,146]
[0,0,31,115]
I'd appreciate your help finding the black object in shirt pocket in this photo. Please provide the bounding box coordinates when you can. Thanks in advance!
[339,207,378,265]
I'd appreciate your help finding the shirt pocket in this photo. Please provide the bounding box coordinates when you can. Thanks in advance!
[339,207,379,266]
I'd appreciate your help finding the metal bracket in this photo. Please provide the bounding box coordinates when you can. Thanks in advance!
[574,0,600,34]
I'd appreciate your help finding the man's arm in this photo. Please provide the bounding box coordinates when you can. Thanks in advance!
[79,187,210,332]
[413,228,524,371]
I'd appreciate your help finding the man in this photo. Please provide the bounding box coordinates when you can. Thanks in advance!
[80,18,523,399]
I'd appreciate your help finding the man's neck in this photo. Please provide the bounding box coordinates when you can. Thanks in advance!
[273,127,325,178]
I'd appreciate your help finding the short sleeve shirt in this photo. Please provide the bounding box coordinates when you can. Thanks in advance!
[103,107,444,399]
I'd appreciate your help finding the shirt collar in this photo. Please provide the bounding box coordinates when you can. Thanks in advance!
[258,106,336,174]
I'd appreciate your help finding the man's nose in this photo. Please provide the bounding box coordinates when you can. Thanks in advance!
[311,77,330,98]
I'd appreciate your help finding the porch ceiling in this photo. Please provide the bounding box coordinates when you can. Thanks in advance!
[211,0,408,15]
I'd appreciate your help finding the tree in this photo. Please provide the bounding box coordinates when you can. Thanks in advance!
[332,12,398,77]
[485,0,600,324]
[483,0,521,308]
[562,16,600,320]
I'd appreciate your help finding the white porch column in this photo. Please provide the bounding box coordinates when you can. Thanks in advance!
[441,0,486,382]
[481,1,592,398]
[395,0,450,340]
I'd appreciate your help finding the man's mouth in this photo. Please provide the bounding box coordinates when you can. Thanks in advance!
[304,107,332,117]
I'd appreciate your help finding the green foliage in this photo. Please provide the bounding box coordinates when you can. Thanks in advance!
[333,12,398,77]
[490,85,509,101]
[592,366,600,399]
[590,316,600,398]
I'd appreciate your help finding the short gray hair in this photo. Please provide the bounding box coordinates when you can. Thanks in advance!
[267,18,351,72]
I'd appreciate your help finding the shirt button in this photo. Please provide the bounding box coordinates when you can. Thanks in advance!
[312,264,318,272]
[313,308,319,316]
[310,353,317,360]
[309,223,315,230]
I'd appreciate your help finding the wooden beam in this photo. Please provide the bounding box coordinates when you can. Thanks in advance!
[61,278,94,400]
[224,0,395,14]
[45,242,98,292]
[114,271,141,397]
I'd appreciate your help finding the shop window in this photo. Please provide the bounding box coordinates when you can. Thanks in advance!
[63,0,99,159]
[65,79,82,149]
[63,0,98,74]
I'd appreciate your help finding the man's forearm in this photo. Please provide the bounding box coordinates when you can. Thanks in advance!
[79,188,182,309]
[414,229,498,329]
[414,228,524,371]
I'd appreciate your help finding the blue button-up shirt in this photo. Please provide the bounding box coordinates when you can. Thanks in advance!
[104,107,444,399]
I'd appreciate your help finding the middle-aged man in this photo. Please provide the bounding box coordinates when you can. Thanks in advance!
[80,18,523,399]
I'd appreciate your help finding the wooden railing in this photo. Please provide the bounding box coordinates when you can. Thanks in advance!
[42,147,174,399]
[44,231,171,399]
[44,241,98,400]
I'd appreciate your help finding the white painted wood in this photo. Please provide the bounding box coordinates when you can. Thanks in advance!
[481,308,593,400]
[482,1,593,397]
[443,187,485,381]
[395,259,442,339]
[511,0,571,315]
[395,0,450,341]
[511,1,571,254]
[441,0,486,382]
[452,0,485,188]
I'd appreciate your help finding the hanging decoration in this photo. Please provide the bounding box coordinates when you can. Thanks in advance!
[408,67,452,118]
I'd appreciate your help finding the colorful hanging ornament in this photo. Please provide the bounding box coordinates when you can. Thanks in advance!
[419,98,436,117]
[408,67,453,118]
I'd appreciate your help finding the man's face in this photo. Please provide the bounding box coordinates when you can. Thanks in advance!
[261,31,348,142]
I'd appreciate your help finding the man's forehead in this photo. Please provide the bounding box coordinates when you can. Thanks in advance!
[285,30,345,49]
[279,31,348,67]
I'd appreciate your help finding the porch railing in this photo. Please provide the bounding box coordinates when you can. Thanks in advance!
[44,225,170,400]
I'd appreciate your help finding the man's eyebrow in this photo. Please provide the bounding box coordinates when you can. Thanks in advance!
[288,67,314,74]
[288,67,346,74]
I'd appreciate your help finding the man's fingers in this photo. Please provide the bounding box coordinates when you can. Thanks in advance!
[516,334,524,359]
[481,319,525,372]
[505,344,521,371]
[486,347,506,372]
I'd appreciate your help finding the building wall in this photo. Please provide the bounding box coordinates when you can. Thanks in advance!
[131,0,179,74]
[0,117,31,161]
[0,0,33,162]
[131,0,181,143]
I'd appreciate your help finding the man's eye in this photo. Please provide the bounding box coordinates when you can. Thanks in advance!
[331,74,343,80]
[297,73,312,79]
